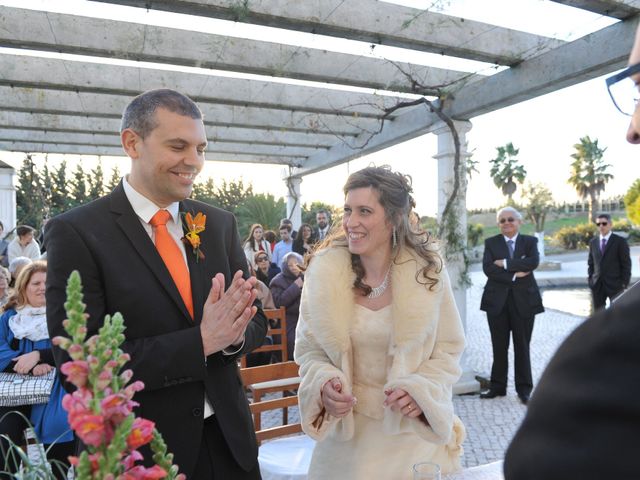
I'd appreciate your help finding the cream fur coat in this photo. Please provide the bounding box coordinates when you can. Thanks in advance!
[294,246,466,467]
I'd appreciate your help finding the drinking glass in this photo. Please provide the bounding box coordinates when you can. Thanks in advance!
[413,461,441,480]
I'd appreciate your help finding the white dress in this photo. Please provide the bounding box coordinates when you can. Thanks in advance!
[308,304,453,480]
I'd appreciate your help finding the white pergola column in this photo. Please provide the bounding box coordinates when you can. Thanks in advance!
[432,120,480,394]
[0,161,16,233]
[285,176,302,230]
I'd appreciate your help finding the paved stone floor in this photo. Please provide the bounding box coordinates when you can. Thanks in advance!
[260,277,587,468]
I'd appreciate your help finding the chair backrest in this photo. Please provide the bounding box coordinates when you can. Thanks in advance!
[240,306,287,367]
[240,361,302,443]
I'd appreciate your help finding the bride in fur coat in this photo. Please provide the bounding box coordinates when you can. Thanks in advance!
[294,166,466,479]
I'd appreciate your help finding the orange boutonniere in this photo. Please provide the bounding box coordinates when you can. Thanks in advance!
[182,212,206,262]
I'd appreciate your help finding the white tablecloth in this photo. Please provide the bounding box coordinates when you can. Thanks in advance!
[443,461,504,480]
[259,434,315,480]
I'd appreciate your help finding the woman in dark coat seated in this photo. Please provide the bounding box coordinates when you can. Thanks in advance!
[269,252,304,361]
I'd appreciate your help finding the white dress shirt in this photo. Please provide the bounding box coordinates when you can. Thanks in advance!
[122,176,215,418]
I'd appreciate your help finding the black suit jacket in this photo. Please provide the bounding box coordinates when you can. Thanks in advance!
[45,183,268,476]
[480,234,544,318]
[503,290,640,479]
[588,233,631,294]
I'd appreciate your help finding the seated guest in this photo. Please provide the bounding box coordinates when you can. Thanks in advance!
[7,226,41,264]
[254,251,280,286]
[8,257,32,289]
[292,223,314,256]
[0,261,73,477]
[0,267,10,308]
[243,223,271,268]
[270,252,304,360]
[245,263,275,367]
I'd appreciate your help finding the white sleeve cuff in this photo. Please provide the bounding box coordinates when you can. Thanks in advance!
[222,337,245,356]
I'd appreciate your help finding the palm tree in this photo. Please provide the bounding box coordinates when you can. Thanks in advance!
[489,142,527,202]
[568,136,613,222]
[235,193,287,237]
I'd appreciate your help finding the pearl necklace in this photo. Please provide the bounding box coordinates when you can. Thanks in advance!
[367,266,391,299]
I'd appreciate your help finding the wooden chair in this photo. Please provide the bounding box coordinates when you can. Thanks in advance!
[240,361,302,443]
[240,307,287,368]
[240,361,313,479]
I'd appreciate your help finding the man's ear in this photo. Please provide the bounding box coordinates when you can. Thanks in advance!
[121,129,141,159]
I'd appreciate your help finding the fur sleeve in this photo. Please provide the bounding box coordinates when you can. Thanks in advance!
[384,269,466,447]
[294,256,354,441]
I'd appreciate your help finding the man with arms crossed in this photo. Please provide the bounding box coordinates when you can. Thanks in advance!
[504,23,640,479]
[479,207,543,405]
[46,89,267,479]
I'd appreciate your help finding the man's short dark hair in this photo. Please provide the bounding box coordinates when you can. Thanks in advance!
[280,218,292,225]
[16,225,35,237]
[279,224,292,233]
[316,209,329,218]
[121,89,203,138]
[596,213,612,222]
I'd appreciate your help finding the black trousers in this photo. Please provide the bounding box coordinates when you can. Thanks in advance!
[487,291,535,396]
[191,414,262,480]
[0,405,74,480]
[591,283,623,311]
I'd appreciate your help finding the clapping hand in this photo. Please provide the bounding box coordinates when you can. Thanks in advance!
[200,270,258,356]
[321,378,356,418]
[514,271,531,278]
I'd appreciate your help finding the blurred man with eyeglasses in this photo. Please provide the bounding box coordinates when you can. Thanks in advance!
[588,213,631,310]
[504,22,640,480]
[479,207,543,405]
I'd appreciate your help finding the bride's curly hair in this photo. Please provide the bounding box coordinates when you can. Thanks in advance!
[312,165,442,296]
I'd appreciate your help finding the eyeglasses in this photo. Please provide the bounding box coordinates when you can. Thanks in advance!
[606,63,640,116]
[499,217,515,224]
[595,222,609,226]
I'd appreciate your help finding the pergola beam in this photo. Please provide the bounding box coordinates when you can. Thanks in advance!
[0,111,341,147]
[0,141,301,165]
[92,0,563,65]
[550,0,640,19]
[0,55,402,118]
[0,6,476,95]
[446,15,639,119]
[293,15,638,176]
[0,86,379,135]
[0,128,324,157]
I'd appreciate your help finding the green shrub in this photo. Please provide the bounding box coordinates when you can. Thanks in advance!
[467,223,484,247]
[553,223,597,249]
[612,218,633,232]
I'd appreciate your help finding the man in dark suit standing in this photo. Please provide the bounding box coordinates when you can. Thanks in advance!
[46,89,267,479]
[479,207,544,405]
[587,212,631,310]
[503,24,640,479]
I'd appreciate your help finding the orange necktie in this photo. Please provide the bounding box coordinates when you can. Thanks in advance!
[150,210,193,319]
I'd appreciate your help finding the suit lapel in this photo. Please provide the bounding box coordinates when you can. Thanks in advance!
[181,201,207,325]
[109,184,193,324]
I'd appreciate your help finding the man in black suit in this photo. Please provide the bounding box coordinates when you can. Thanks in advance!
[503,24,640,479]
[46,89,267,479]
[479,207,543,405]
[588,212,631,310]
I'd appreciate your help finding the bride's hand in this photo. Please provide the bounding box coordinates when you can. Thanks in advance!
[321,378,356,418]
[384,388,423,418]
